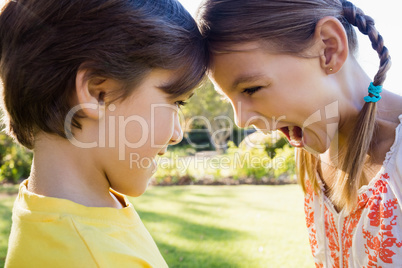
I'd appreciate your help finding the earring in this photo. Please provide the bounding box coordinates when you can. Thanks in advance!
[329,67,333,72]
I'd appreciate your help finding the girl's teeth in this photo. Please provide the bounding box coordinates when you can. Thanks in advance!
[288,126,302,146]
[289,126,296,141]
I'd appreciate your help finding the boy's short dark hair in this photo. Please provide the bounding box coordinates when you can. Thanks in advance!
[0,0,208,149]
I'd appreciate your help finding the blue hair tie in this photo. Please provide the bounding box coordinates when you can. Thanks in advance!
[363,82,382,103]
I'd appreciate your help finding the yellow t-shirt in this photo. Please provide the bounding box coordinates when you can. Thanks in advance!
[5,180,168,268]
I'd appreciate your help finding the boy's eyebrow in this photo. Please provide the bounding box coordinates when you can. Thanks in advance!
[231,74,265,90]
[186,92,195,100]
[174,92,194,100]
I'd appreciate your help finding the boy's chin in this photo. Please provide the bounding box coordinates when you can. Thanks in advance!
[126,185,149,197]
[114,178,152,197]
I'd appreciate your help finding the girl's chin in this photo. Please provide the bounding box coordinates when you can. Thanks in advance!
[298,130,331,154]
[301,140,329,155]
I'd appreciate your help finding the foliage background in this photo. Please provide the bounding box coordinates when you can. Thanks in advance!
[0,133,32,184]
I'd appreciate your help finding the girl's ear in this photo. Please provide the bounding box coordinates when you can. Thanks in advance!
[314,16,349,74]
[75,69,116,120]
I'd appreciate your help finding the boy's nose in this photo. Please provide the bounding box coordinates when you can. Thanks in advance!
[169,114,183,145]
[169,129,183,145]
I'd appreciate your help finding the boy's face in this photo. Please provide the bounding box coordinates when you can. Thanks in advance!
[89,69,188,196]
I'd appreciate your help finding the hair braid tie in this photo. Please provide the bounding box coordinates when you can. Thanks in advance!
[364,82,382,103]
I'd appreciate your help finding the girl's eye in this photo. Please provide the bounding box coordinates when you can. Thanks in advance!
[242,86,262,96]
[175,100,187,108]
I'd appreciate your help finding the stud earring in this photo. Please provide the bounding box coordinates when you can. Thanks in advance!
[329,67,333,72]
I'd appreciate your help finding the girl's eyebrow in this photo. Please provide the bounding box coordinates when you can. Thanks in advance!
[231,74,266,90]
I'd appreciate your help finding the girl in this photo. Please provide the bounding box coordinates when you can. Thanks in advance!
[1,0,207,267]
[197,0,402,267]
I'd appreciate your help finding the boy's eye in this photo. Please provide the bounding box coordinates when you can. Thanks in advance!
[242,86,262,96]
[175,100,187,107]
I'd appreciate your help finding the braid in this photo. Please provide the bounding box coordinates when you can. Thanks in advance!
[342,0,391,86]
[329,0,392,211]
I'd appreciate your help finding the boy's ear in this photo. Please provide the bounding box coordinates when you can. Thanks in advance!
[314,16,349,74]
[75,69,115,120]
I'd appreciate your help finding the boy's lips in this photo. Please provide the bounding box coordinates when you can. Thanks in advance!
[279,126,304,147]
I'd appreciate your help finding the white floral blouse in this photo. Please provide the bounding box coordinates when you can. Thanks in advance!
[304,115,402,268]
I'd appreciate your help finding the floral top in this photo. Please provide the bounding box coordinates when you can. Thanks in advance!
[305,115,402,268]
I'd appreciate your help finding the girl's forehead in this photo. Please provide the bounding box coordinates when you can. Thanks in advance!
[212,41,263,54]
[211,46,268,76]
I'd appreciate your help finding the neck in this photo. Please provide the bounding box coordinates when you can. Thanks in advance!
[335,57,371,144]
[28,133,123,208]
[324,56,402,174]
[369,90,402,164]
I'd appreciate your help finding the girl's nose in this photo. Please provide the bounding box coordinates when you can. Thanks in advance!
[233,101,254,128]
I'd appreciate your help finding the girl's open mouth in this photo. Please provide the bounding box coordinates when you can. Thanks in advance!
[279,126,304,147]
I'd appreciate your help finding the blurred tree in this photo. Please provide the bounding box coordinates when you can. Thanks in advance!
[0,132,32,183]
[180,79,234,153]
[0,105,32,183]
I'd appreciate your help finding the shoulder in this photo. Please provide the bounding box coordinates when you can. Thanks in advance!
[8,185,167,267]
[7,207,162,268]
[5,214,99,267]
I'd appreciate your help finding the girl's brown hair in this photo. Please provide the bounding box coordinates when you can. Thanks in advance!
[197,0,391,211]
[0,0,208,149]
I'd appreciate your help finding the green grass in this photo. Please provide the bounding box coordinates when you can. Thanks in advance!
[0,185,314,268]
[131,185,314,268]
[0,184,19,195]
[0,195,14,267]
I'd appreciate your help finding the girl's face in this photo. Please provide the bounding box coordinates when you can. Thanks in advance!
[93,69,188,196]
[210,42,340,154]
